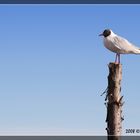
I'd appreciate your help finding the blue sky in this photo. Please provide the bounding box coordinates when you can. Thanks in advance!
[0,4,140,136]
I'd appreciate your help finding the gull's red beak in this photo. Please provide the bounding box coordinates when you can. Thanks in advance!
[99,33,103,36]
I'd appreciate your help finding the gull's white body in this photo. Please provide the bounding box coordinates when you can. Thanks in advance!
[103,30,140,54]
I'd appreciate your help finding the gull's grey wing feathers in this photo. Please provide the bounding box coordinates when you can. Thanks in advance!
[113,35,139,53]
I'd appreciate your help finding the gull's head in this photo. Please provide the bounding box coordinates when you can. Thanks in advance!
[99,29,114,37]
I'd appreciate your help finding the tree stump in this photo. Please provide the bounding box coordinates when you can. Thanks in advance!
[106,63,123,140]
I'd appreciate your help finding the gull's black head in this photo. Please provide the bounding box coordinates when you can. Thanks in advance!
[99,29,111,37]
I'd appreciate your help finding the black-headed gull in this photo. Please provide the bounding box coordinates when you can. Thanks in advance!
[99,29,140,63]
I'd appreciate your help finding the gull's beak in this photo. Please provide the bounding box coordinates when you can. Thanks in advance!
[99,33,103,36]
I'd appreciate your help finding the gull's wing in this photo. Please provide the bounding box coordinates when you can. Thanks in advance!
[113,35,140,53]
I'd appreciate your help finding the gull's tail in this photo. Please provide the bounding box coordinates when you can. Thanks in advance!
[133,48,140,54]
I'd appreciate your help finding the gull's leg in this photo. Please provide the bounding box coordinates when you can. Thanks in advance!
[118,54,120,64]
[115,53,118,63]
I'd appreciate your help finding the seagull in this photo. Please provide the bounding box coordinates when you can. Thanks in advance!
[99,29,140,63]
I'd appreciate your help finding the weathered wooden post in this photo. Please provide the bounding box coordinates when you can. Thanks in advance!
[105,63,123,140]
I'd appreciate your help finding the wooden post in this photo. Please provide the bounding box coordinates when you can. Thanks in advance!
[106,63,123,140]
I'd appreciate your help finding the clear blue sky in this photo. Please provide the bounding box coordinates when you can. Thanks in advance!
[0,4,140,136]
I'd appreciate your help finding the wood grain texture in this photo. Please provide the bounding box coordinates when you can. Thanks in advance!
[106,63,123,140]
